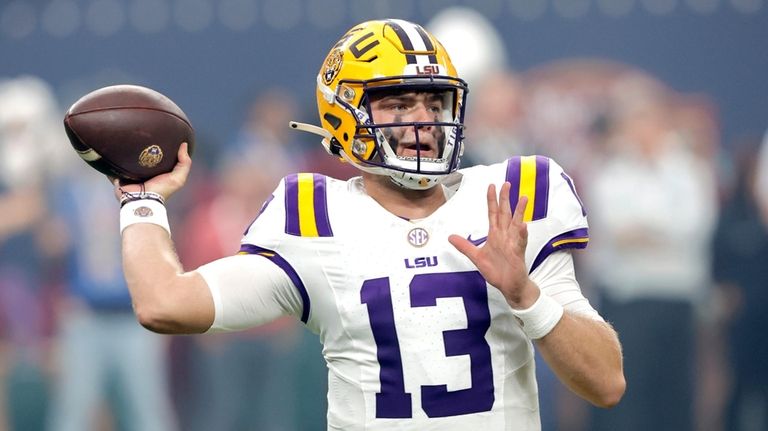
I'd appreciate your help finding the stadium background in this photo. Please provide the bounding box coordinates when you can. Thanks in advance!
[1,1,767,431]
[1,0,766,147]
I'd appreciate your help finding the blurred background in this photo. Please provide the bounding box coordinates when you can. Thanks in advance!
[1,1,767,430]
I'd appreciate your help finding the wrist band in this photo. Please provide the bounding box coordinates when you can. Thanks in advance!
[120,199,171,237]
[511,292,564,340]
[120,190,166,208]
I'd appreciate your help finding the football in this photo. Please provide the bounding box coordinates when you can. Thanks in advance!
[63,84,195,182]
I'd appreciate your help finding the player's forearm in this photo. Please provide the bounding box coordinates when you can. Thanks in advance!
[122,223,214,334]
[536,312,625,408]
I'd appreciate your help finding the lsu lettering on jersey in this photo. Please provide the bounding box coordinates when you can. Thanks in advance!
[209,156,591,431]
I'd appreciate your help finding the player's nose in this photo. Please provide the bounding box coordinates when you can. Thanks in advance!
[413,104,434,128]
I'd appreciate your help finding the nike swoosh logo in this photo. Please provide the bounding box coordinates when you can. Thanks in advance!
[467,234,488,246]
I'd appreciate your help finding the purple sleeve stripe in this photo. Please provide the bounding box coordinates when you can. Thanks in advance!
[505,156,522,212]
[530,228,589,274]
[312,174,333,237]
[238,243,311,323]
[533,156,550,220]
[284,174,301,236]
[506,156,549,221]
[560,172,587,216]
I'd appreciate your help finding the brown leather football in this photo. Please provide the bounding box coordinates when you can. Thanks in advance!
[63,84,194,182]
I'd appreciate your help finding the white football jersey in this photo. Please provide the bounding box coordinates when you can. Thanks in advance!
[204,156,592,431]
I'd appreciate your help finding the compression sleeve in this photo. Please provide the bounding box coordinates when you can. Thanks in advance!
[529,251,603,321]
[197,254,303,333]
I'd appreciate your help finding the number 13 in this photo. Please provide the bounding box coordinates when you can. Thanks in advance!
[360,271,495,418]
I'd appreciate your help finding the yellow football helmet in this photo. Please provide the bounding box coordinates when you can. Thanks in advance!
[291,19,468,190]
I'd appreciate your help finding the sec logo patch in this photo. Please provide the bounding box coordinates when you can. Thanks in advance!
[407,227,429,248]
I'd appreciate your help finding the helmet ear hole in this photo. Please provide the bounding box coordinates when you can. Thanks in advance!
[343,132,349,142]
[323,113,342,130]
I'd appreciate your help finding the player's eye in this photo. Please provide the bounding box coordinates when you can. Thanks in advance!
[428,104,443,113]
[382,100,411,112]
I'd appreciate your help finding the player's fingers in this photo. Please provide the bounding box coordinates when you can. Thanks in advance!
[518,219,528,247]
[110,177,123,201]
[499,182,513,223]
[512,195,528,225]
[487,184,499,231]
[170,143,192,179]
[448,234,480,262]
[177,142,192,165]
[148,143,191,199]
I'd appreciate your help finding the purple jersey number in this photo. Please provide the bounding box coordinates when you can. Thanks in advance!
[361,271,494,418]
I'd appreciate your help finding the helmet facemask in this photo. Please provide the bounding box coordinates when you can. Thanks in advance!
[336,76,468,190]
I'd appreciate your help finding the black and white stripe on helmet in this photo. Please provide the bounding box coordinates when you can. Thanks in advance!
[386,19,438,65]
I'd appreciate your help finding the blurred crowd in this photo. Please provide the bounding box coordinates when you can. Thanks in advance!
[1,55,767,431]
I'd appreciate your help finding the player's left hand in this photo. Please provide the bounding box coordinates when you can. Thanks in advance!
[448,182,540,309]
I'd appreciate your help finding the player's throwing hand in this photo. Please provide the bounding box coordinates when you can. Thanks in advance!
[112,142,192,202]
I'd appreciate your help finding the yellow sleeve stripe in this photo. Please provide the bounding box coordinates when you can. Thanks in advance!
[519,155,537,222]
[552,237,589,247]
[505,156,550,222]
[297,173,319,237]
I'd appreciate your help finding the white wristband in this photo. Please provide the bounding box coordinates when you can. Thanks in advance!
[120,199,171,237]
[511,292,564,340]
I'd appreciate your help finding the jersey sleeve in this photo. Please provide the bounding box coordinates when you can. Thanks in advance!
[502,156,589,274]
[198,254,303,333]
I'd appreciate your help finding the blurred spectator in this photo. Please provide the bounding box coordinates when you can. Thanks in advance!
[0,76,66,431]
[712,136,768,431]
[463,70,528,166]
[45,165,177,431]
[224,87,307,176]
[584,74,719,431]
[521,60,630,177]
[174,88,326,431]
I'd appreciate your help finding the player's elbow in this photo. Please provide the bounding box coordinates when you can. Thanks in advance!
[133,298,180,334]
[129,281,184,334]
[130,275,213,334]
[592,373,626,409]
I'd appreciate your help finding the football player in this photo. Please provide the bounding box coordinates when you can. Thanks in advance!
[116,19,625,430]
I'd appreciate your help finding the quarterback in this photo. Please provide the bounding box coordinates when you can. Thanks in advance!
[116,19,625,430]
